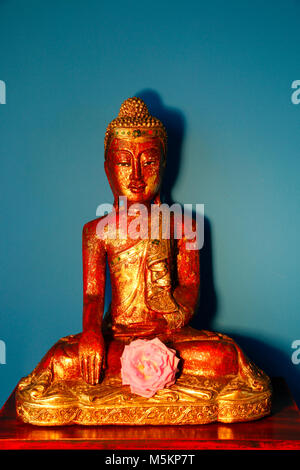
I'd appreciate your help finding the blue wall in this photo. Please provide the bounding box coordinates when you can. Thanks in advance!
[1,0,300,408]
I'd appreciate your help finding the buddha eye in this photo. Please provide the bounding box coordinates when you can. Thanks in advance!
[141,149,160,167]
[115,150,132,166]
[117,161,131,167]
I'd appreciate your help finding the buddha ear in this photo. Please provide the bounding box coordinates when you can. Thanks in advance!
[104,158,111,180]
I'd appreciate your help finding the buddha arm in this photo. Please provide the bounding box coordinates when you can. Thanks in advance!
[173,218,200,325]
[82,220,106,332]
[80,220,106,384]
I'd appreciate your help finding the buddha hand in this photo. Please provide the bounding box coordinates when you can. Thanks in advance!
[78,330,105,385]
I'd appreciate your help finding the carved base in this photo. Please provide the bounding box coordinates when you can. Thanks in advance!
[16,374,272,426]
[16,396,272,426]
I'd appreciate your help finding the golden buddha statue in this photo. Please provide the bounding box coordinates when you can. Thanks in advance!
[16,97,272,425]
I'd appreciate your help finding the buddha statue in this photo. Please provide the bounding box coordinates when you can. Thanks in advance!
[16,97,272,425]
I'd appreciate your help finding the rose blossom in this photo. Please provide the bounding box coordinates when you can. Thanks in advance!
[120,337,180,398]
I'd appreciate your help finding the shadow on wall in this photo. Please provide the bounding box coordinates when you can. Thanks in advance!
[226,333,300,409]
[108,89,300,406]
[137,89,219,330]
[136,88,185,205]
[137,89,219,331]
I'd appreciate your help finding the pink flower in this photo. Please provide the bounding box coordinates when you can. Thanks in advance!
[120,337,180,398]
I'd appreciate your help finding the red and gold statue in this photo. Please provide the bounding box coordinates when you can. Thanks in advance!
[16,97,272,425]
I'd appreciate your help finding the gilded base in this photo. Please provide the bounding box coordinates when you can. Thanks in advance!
[16,373,272,426]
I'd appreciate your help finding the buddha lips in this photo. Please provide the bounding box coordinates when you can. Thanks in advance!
[120,338,180,398]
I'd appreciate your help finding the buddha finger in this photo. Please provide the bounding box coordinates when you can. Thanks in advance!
[83,356,89,383]
[90,355,95,385]
[79,355,85,377]
[86,356,92,384]
[89,355,96,384]
[95,354,101,384]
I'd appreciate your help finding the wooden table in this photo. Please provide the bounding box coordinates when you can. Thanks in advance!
[0,378,300,450]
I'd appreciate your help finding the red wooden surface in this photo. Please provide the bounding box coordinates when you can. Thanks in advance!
[0,378,300,450]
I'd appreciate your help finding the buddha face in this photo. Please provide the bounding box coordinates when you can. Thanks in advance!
[105,136,165,205]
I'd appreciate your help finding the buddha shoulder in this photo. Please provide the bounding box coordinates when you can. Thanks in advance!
[82,216,109,252]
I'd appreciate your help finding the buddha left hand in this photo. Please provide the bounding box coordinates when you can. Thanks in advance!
[162,296,193,331]
[163,310,187,331]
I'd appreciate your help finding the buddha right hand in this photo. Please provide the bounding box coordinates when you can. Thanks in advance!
[78,330,105,385]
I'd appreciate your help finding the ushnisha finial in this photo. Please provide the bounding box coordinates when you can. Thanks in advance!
[104,97,167,157]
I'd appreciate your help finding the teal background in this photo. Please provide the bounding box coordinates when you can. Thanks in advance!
[1,0,300,408]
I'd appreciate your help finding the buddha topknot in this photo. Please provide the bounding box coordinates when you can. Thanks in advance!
[104,97,167,157]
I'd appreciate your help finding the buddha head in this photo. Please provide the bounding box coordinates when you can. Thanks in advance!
[104,97,167,206]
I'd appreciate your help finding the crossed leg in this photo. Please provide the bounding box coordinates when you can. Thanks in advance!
[32,327,240,382]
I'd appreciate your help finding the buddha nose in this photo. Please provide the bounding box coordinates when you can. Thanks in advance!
[130,158,143,182]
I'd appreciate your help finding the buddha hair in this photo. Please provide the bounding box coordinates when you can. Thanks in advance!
[104,97,167,159]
